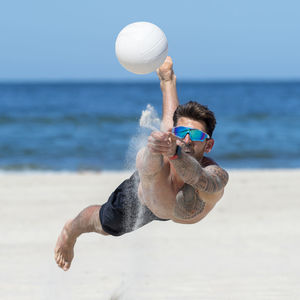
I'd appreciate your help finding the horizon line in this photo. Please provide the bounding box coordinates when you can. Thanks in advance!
[1,78,300,84]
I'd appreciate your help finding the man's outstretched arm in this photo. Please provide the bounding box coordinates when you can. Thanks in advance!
[137,57,179,177]
[157,56,179,131]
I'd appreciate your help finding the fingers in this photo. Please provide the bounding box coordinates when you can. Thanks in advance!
[150,130,170,140]
[170,133,182,143]
[148,131,175,154]
[156,56,174,81]
[162,56,173,67]
[148,133,171,148]
[149,131,181,144]
[156,56,173,72]
[148,144,170,154]
[164,129,182,143]
[148,143,174,155]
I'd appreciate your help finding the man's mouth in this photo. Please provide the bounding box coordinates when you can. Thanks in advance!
[182,147,192,154]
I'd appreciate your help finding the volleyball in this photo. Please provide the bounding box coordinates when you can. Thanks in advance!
[115,22,168,74]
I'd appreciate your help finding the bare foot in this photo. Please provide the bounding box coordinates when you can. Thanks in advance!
[54,220,77,271]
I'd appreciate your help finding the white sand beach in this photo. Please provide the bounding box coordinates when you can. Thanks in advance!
[0,169,299,300]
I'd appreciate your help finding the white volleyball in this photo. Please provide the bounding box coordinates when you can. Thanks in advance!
[115,22,168,74]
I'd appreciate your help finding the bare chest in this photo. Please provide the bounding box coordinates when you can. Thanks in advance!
[138,174,179,219]
[138,172,219,222]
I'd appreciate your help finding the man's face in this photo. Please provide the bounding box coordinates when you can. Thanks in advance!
[175,117,214,161]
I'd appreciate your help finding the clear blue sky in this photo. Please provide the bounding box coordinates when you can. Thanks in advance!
[1,0,300,81]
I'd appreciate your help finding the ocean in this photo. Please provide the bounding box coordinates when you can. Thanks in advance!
[0,81,299,171]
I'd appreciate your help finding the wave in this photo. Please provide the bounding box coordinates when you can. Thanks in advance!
[0,114,139,125]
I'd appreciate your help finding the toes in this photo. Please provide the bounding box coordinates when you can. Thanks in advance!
[54,253,60,264]
[54,249,72,271]
[59,257,65,268]
[63,261,71,271]
[54,251,59,262]
[56,254,62,265]
[57,254,64,268]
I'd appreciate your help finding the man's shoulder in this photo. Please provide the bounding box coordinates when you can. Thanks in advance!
[201,156,219,168]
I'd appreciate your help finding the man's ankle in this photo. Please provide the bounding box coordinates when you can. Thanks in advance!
[64,220,81,241]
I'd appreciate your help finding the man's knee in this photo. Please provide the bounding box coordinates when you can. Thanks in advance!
[89,205,110,235]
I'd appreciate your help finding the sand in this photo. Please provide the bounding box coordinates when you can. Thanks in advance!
[0,169,299,300]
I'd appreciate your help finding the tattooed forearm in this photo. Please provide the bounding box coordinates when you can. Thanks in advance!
[197,165,229,193]
[170,151,229,193]
[174,184,206,219]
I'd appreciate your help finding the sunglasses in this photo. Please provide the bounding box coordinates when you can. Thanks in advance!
[172,126,210,142]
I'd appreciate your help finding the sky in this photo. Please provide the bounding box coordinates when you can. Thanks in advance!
[0,0,300,81]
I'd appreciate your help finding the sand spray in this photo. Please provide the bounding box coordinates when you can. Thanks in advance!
[125,104,161,171]
[139,104,161,131]
[107,105,162,299]
[124,104,161,232]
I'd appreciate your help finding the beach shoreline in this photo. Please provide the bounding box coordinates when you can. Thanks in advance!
[1,169,299,299]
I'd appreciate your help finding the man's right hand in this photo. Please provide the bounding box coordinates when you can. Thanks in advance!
[147,130,177,158]
[156,56,175,82]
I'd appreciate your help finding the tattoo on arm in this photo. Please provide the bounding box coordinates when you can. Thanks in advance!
[170,152,229,193]
[174,184,206,219]
[195,165,229,193]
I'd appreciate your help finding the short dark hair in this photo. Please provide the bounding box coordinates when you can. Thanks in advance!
[173,101,216,137]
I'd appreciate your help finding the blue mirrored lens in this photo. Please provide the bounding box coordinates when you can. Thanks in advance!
[190,129,206,141]
[173,126,208,141]
[173,126,189,138]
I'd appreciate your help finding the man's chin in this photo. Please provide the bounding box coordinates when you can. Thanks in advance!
[183,149,204,161]
[183,150,194,156]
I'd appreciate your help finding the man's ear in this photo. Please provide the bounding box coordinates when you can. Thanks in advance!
[204,139,214,153]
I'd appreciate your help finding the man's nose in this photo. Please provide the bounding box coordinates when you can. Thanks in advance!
[183,133,192,144]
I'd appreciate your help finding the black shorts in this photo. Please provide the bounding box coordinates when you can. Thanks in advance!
[99,171,168,236]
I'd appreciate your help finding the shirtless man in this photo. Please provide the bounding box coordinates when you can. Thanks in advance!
[54,56,229,271]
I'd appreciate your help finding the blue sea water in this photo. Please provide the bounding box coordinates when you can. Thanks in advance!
[0,81,299,171]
